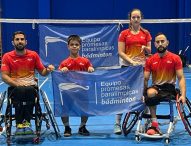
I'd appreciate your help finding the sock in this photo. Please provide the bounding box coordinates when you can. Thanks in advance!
[79,122,86,128]
[115,114,122,125]
[151,118,157,122]
[151,118,158,127]
[64,122,70,127]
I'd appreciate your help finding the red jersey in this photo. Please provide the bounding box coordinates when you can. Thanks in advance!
[145,51,182,85]
[1,49,45,85]
[118,28,152,65]
[59,56,92,71]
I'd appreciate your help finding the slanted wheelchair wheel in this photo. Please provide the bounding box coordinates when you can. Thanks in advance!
[0,91,6,111]
[122,111,139,136]
[40,89,61,138]
[176,95,191,136]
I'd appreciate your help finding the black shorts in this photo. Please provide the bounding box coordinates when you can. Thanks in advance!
[8,86,38,105]
[145,83,176,106]
[7,86,39,124]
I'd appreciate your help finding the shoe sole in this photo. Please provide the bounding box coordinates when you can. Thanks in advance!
[64,133,72,137]
[24,132,34,135]
[78,132,90,136]
[114,131,122,135]
[15,133,25,135]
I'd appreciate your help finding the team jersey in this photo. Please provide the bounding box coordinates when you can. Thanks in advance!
[59,56,92,71]
[118,28,152,66]
[144,51,182,85]
[1,49,45,85]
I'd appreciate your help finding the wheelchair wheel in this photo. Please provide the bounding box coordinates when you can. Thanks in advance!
[0,91,6,130]
[5,97,12,139]
[0,91,6,111]
[34,102,43,137]
[176,95,191,136]
[40,89,61,138]
[122,111,140,136]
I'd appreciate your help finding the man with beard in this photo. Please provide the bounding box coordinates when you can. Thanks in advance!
[1,31,55,135]
[144,32,186,135]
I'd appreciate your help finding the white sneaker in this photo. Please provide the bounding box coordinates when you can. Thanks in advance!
[114,124,122,135]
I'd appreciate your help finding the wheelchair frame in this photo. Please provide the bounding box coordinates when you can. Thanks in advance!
[122,93,191,144]
[0,87,60,144]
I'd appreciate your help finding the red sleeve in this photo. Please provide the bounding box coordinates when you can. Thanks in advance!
[118,30,127,42]
[34,52,45,72]
[85,58,93,68]
[144,58,151,72]
[175,55,183,70]
[1,53,10,72]
[58,60,67,70]
[145,31,152,42]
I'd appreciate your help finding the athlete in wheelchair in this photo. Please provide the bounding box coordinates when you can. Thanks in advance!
[143,33,186,135]
[0,31,55,141]
[122,33,191,143]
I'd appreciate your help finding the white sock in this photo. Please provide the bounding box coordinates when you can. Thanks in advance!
[115,114,122,125]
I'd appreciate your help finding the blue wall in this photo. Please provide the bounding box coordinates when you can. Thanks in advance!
[1,0,191,62]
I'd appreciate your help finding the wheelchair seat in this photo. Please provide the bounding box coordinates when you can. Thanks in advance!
[0,85,60,144]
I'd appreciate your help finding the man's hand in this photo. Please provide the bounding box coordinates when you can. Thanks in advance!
[47,64,55,72]
[178,95,186,104]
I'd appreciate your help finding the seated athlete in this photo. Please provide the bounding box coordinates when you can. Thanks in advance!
[1,31,55,135]
[144,32,186,135]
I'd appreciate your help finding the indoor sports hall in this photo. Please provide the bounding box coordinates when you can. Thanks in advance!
[0,0,191,146]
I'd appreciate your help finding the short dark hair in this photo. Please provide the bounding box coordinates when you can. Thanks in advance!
[67,35,81,45]
[155,32,167,39]
[128,8,144,19]
[12,31,26,41]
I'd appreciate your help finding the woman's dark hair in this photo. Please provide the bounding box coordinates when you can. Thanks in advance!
[128,8,144,20]
[128,8,147,33]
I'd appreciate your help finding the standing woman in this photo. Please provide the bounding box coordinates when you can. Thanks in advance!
[114,8,152,135]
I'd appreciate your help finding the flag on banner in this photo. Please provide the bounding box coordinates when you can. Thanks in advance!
[52,65,145,117]
[39,24,119,67]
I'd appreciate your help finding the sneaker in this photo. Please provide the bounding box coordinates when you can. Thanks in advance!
[146,122,162,135]
[24,127,34,135]
[22,121,31,128]
[78,125,90,136]
[15,124,25,135]
[64,126,72,137]
[114,123,122,135]
[23,121,34,135]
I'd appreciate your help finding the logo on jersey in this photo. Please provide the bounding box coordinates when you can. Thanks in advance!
[153,62,158,65]
[13,60,19,63]
[167,60,172,64]
[27,58,33,61]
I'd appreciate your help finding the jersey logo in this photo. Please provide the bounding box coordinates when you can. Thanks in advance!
[79,62,85,66]
[140,36,145,39]
[67,63,72,67]
[153,62,158,65]
[13,60,18,63]
[167,60,172,64]
[27,58,33,61]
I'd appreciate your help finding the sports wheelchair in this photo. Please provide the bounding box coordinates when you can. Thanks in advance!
[0,85,60,144]
[122,89,191,144]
